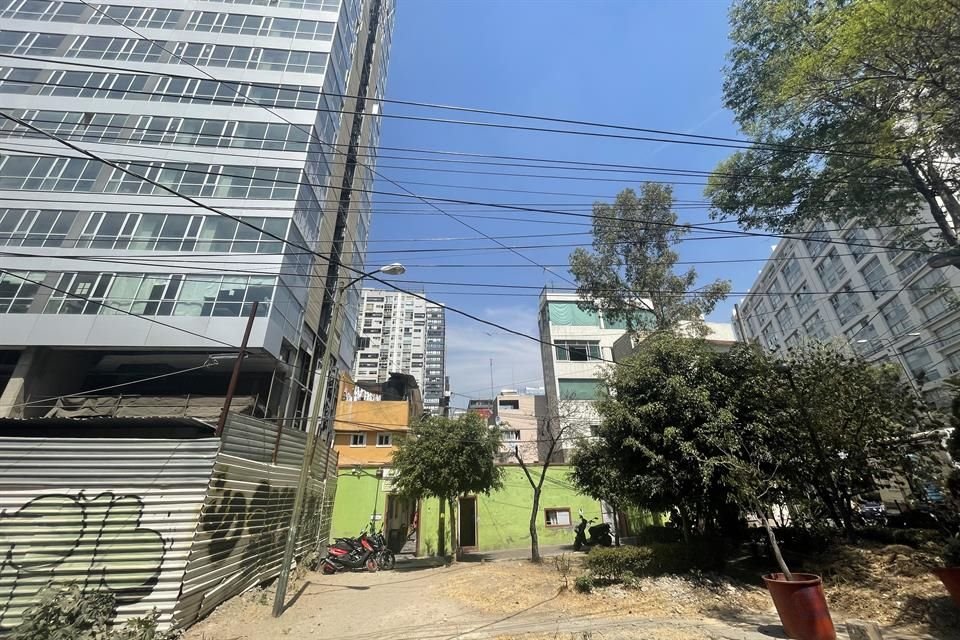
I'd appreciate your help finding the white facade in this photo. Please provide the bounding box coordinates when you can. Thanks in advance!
[735,215,960,406]
[537,289,650,457]
[0,0,396,420]
[353,289,446,412]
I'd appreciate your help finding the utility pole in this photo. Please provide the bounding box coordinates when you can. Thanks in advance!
[216,301,258,437]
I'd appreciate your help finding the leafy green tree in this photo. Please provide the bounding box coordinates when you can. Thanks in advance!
[390,413,503,559]
[568,438,632,546]
[707,0,960,250]
[569,184,731,334]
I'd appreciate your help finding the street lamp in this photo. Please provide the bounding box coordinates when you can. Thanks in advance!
[273,263,405,616]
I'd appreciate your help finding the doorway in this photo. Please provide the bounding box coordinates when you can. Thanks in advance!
[384,494,418,554]
[459,496,477,549]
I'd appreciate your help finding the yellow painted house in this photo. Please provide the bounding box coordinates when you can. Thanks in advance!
[332,372,423,468]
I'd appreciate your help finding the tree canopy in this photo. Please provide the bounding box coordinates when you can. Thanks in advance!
[569,184,731,334]
[391,412,503,502]
[706,0,960,248]
[573,335,928,540]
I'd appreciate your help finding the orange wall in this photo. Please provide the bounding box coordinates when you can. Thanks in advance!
[334,400,410,431]
[333,430,405,466]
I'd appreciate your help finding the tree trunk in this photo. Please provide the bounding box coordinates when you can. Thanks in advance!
[437,499,446,557]
[924,160,960,230]
[529,486,542,563]
[757,503,794,581]
[902,156,959,247]
[611,503,621,546]
[678,509,691,544]
[448,497,459,562]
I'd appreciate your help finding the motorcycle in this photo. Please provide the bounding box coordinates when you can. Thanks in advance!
[321,527,395,574]
[573,513,613,551]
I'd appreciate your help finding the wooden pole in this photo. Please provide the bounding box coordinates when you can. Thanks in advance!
[216,301,258,437]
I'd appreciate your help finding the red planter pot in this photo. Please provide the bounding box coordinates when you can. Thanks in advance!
[934,567,960,606]
[763,573,836,640]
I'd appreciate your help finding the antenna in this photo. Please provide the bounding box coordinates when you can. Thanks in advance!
[490,358,494,400]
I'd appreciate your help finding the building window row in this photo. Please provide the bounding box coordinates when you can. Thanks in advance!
[0,155,301,200]
[0,270,276,317]
[202,0,340,12]
[2,109,310,152]
[185,10,335,41]
[0,67,323,111]
[0,31,329,75]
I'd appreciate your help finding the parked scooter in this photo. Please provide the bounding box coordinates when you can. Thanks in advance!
[573,512,613,551]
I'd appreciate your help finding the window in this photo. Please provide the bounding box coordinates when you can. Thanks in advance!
[781,254,802,287]
[544,508,571,527]
[920,296,950,322]
[501,430,520,442]
[793,282,813,317]
[845,322,878,356]
[555,340,601,361]
[815,250,847,289]
[558,379,601,401]
[0,270,42,313]
[376,433,392,447]
[775,306,794,332]
[802,312,829,341]
[902,347,940,383]
[860,258,891,299]
[946,350,960,375]
[762,322,780,350]
[829,285,863,325]
[602,309,655,330]
[844,227,870,263]
[498,399,520,410]
[895,252,926,279]
[803,223,829,258]
[880,297,910,334]
[547,301,599,326]
[907,269,946,303]
[350,433,366,447]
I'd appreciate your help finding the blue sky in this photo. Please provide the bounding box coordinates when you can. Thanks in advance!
[366,0,773,403]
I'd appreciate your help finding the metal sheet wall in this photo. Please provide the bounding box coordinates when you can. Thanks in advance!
[173,452,335,627]
[0,436,218,631]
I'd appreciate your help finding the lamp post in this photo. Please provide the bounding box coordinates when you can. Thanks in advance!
[273,263,405,616]
[854,334,922,395]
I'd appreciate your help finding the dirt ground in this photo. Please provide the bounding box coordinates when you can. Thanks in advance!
[182,547,952,640]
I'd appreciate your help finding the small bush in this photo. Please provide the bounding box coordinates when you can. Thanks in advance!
[620,570,643,589]
[584,546,652,581]
[12,584,178,640]
[574,575,594,593]
[636,526,683,544]
[943,537,960,567]
[554,553,572,589]
[645,539,726,574]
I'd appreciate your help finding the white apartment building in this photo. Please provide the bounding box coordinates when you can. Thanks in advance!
[353,289,446,412]
[0,0,396,423]
[537,289,653,458]
[734,215,960,406]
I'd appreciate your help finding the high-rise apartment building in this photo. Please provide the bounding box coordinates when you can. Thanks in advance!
[734,215,960,407]
[0,0,396,423]
[353,289,446,413]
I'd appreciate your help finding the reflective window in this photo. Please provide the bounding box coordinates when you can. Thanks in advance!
[0,270,43,313]
[792,282,813,317]
[860,257,891,300]
[829,285,863,325]
[88,3,182,28]
[0,209,72,246]
[880,297,910,334]
[184,10,335,41]
[0,0,87,22]
[200,0,341,12]
[844,227,870,263]
[907,269,946,303]
[554,340,601,362]
[802,311,829,341]
[815,249,847,290]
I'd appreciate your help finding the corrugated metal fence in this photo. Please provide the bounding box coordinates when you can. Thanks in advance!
[0,414,338,632]
[0,436,219,629]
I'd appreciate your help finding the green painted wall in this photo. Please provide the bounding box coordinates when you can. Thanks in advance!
[418,466,604,554]
[330,469,387,540]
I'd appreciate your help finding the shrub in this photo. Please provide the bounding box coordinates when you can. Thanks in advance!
[574,575,594,593]
[12,584,178,640]
[584,546,653,581]
[645,540,727,574]
[554,553,572,590]
[636,526,683,544]
[943,537,960,567]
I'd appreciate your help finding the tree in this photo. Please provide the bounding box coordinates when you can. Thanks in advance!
[569,184,731,335]
[568,438,632,546]
[707,0,960,251]
[391,413,503,560]
[576,333,747,541]
[512,419,567,564]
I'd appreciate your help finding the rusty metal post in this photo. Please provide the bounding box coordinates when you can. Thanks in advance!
[216,300,258,437]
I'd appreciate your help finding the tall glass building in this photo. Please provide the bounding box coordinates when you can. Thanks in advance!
[0,0,395,423]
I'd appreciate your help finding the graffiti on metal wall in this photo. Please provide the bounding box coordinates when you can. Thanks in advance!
[0,491,165,628]
[195,468,322,597]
